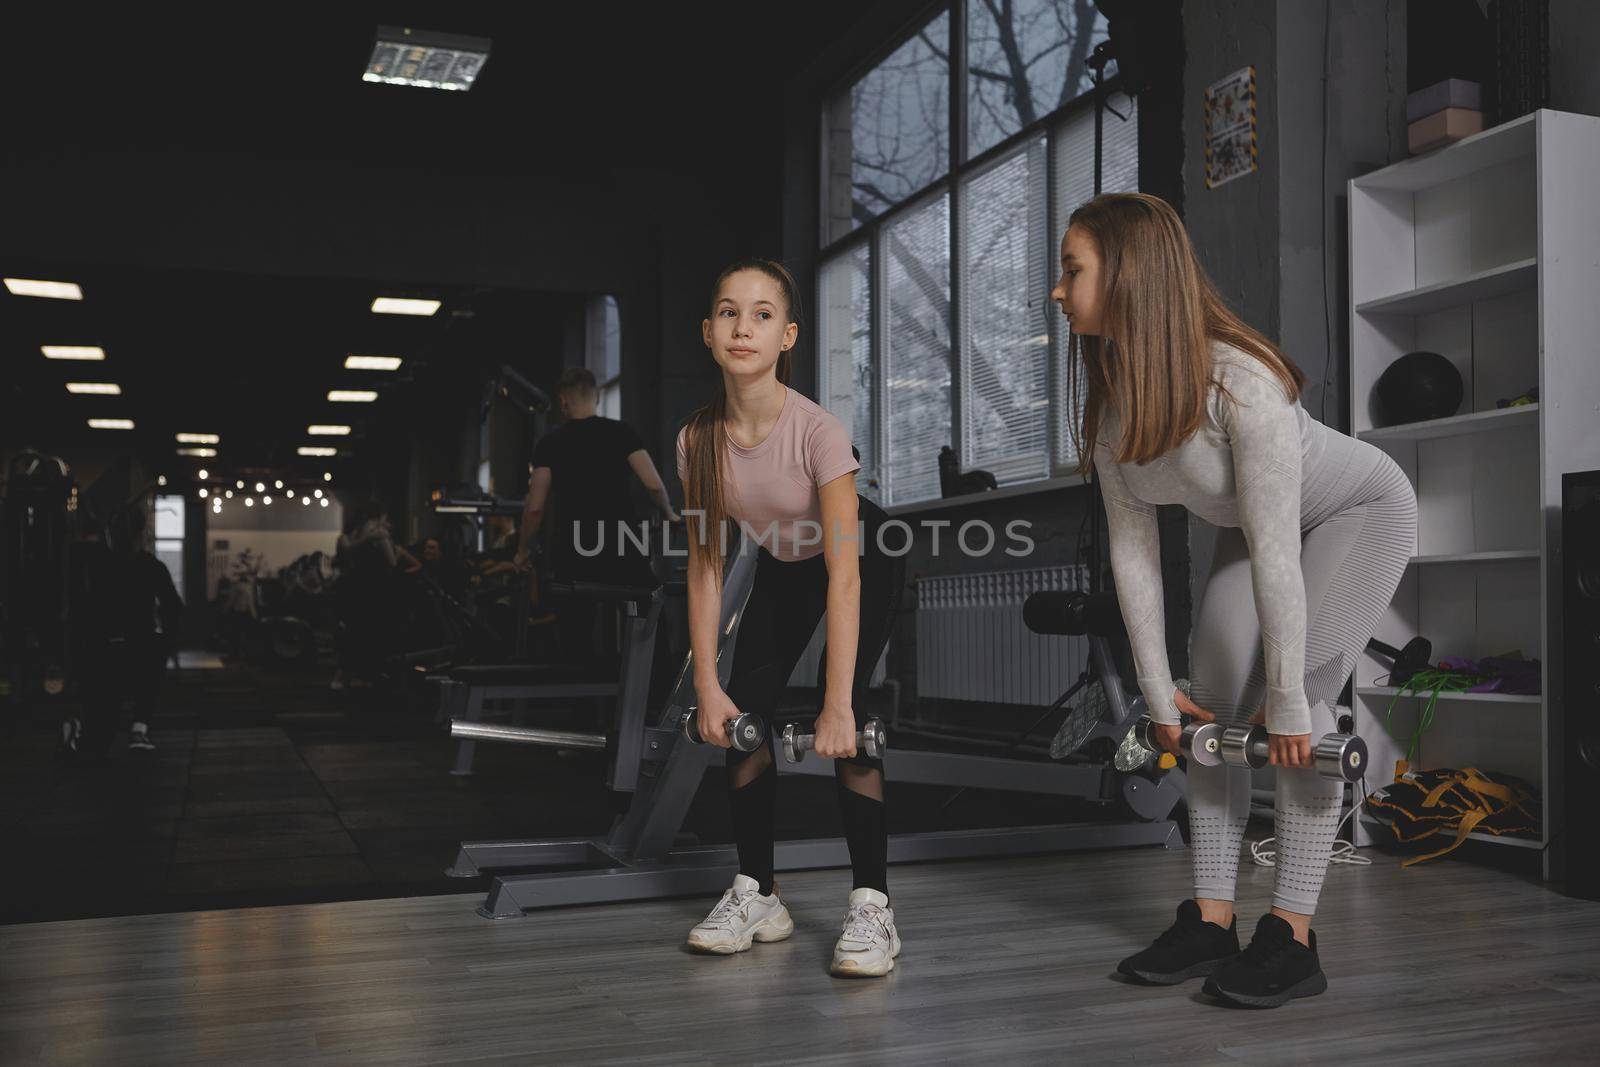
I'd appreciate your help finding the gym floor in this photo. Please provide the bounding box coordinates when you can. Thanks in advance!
[7,661,1598,1063]
[5,846,1599,1064]
[0,659,1075,924]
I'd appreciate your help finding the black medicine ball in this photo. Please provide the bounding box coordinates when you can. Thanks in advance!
[1374,351,1463,426]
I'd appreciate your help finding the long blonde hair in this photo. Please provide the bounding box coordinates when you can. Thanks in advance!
[1065,193,1305,471]
[681,258,799,573]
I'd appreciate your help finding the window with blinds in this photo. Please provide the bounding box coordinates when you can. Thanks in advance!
[818,244,878,500]
[823,11,951,244]
[1052,92,1139,470]
[586,295,622,420]
[961,137,1050,485]
[884,194,951,507]
[817,2,1139,507]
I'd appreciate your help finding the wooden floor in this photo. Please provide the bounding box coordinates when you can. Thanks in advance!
[3,845,1598,1065]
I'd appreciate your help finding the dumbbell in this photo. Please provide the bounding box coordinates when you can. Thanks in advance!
[1131,715,1226,767]
[782,717,887,762]
[1218,724,1367,781]
[678,708,767,753]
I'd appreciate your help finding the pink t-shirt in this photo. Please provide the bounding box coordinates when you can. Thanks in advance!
[676,387,861,562]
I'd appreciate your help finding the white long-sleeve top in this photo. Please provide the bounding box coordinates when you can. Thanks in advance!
[1095,342,1382,737]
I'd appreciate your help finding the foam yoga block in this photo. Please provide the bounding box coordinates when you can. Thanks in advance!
[1405,78,1482,122]
[1409,107,1484,154]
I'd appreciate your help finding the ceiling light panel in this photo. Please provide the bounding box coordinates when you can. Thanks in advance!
[6,278,83,300]
[344,355,402,371]
[370,297,441,316]
[364,26,490,91]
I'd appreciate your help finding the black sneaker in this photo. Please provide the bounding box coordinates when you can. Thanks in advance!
[1117,899,1240,985]
[1203,913,1327,1007]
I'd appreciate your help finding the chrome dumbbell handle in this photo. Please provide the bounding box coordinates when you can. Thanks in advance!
[679,708,767,753]
[782,718,887,762]
[1218,724,1367,781]
[1132,715,1225,767]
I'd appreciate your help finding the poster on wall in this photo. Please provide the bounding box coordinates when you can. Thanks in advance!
[1204,66,1258,188]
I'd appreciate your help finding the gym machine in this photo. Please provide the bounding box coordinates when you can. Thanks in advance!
[444,512,1188,919]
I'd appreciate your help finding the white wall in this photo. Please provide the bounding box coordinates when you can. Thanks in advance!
[204,496,343,598]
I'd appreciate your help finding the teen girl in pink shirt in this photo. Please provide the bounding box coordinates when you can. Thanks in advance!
[676,259,901,977]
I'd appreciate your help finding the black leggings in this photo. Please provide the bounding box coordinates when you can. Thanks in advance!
[724,516,899,896]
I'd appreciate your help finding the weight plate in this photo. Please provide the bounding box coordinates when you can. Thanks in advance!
[1114,725,1149,772]
[1050,681,1108,759]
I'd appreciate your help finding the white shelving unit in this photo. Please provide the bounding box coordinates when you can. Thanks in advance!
[1347,110,1600,874]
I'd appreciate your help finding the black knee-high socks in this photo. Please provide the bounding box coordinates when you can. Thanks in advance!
[729,755,778,895]
[836,776,888,894]
[727,753,888,896]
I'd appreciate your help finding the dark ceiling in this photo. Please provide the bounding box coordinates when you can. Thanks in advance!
[0,264,577,483]
[3,3,873,178]
[1,3,884,484]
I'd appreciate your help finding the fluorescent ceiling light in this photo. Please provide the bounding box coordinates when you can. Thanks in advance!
[323,472,333,481]
[320,498,330,507]
[176,433,220,444]
[88,418,135,430]
[328,390,378,403]
[42,345,106,361]
[6,278,83,300]
[345,355,403,371]
[313,489,324,499]
[364,26,490,91]
[197,469,209,479]
[370,296,441,316]
[199,488,209,499]
[274,480,284,489]
[298,446,338,457]
[177,448,217,458]
[301,496,310,506]
[65,382,121,395]
[307,424,351,436]
[245,498,254,508]
[255,482,266,492]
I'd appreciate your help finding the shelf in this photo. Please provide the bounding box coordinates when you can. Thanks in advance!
[1358,404,1539,442]
[1356,685,1541,705]
[1360,815,1544,850]
[1356,258,1537,316]
[1408,549,1539,565]
[1351,111,1536,193]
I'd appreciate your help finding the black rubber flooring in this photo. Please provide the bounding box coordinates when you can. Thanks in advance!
[1,657,1091,925]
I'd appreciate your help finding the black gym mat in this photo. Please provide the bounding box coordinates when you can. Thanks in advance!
[0,657,1098,924]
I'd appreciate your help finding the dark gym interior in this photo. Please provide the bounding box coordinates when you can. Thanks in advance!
[5,3,1600,1063]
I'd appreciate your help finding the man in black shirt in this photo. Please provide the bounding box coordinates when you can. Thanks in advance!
[515,368,676,663]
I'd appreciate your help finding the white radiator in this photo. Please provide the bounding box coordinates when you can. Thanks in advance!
[914,565,1089,705]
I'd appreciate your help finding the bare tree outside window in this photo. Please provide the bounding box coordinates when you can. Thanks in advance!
[967,0,1107,157]
[820,1,1127,506]
[825,11,950,243]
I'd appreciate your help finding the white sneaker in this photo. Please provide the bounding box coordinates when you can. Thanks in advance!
[685,874,794,955]
[830,887,901,977]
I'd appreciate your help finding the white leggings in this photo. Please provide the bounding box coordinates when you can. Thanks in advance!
[1186,457,1415,915]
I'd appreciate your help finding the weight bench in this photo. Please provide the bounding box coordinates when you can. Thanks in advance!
[442,578,665,791]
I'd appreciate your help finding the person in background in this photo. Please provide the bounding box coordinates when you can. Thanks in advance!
[332,500,403,690]
[514,367,678,666]
[69,503,182,755]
